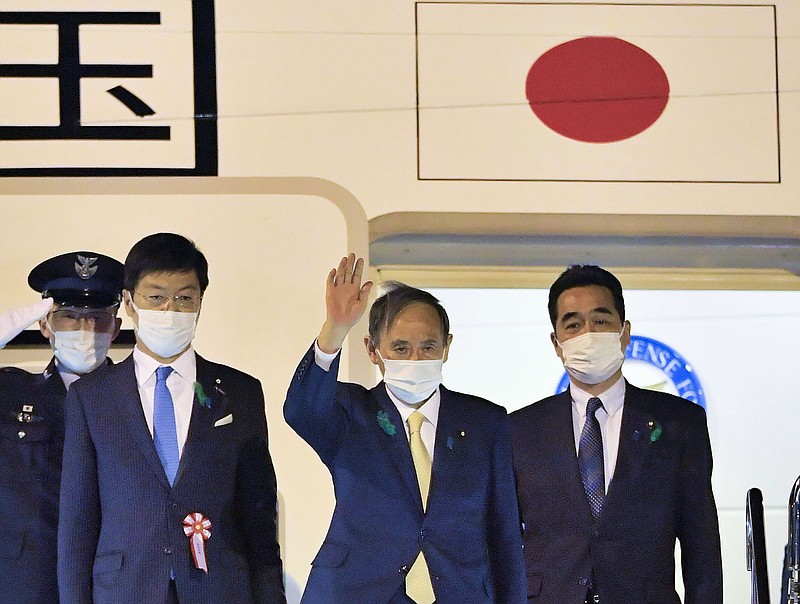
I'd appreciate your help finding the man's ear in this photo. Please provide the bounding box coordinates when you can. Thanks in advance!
[39,317,52,340]
[550,331,564,360]
[122,290,135,319]
[621,320,632,349]
[442,333,453,363]
[364,336,380,365]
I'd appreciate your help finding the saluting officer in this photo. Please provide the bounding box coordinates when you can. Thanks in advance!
[0,251,123,603]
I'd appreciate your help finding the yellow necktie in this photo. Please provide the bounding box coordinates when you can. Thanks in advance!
[406,411,435,604]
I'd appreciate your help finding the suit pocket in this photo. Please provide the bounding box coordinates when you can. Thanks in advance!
[311,541,348,568]
[0,530,24,559]
[527,573,542,598]
[0,422,53,443]
[213,413,234,427]
[93,550,123,576]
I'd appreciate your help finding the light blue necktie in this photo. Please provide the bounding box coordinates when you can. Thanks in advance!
[579,397,605,519]
[153,366,180,486]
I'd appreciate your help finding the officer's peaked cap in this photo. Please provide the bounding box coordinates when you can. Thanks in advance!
[28,251,124,309]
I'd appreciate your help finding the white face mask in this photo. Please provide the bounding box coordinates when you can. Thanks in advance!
[49,328,113,375]
[557,329,626,385]
[377,351,444,405]
[131,299,197,359]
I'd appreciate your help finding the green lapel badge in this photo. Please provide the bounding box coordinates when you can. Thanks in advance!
[193,381,212,409]
[377,410,396,436]
[648,420,663,443]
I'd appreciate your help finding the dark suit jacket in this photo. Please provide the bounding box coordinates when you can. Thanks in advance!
[510,382,722,604]
[0,358,66,603]
[57,353,285,604]
[284,345,526,604]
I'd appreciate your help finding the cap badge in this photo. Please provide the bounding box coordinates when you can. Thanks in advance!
[74,255,98,280]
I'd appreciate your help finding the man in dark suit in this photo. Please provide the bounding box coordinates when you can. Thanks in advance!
[57,233,285,604]
[0,251,124,604]
[510,265,722,604]
[284,254,525,604]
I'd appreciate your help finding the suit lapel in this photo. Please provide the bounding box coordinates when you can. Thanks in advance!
[430,387,456,472]
[39,358,67,408]
[427,387,463,510]
[43,357,115,407]
[173,355,224,487]
[604,383,653,511]
[369,384,423,512]
[23,359,67,438]
[112,356,172,489]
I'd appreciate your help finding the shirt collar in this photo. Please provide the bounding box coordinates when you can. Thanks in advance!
[133,345,197,387]
[569,375,626,418]
[384,384,441,429]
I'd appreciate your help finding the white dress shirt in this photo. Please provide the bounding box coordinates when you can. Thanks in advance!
[569,375,626,490]
[133,346,197,457]
[314,341,440,461]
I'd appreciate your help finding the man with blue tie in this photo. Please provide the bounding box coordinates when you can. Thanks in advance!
[509,265,722,603]
[284,254,525,604]
[58,233,285,604]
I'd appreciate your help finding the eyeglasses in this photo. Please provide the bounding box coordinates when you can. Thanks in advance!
[134,291,202,311]
[49,309,116,333]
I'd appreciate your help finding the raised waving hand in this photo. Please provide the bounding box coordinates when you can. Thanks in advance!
[317,254,373,354]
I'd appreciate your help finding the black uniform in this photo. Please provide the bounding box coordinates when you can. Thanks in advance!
[0,359,66,603]
[0,250,123,604]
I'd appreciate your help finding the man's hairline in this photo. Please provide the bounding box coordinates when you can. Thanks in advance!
[551,283,622,328]
[126,268,203,294]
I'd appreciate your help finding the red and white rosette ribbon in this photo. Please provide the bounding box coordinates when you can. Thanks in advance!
[183,512,212,573]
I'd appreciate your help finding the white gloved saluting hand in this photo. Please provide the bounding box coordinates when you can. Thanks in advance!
[0,297,54,349]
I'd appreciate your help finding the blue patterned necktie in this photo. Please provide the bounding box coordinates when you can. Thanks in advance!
[579,397,605,519]
[153,366,180,486]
